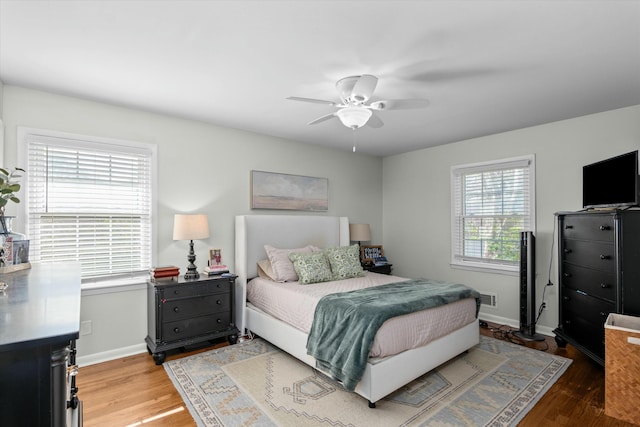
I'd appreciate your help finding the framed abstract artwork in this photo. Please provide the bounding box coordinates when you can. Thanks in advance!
[250,170,328,211]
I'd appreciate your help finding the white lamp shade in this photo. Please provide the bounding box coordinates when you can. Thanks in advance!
[336,107,372,129]
[173,214,210,240]
[349,223,371,242]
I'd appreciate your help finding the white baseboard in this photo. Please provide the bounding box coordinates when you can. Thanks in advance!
[478,312,555,337]
[77,343,148,367]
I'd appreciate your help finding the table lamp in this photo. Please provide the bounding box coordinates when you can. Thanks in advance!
[173,214,210,280]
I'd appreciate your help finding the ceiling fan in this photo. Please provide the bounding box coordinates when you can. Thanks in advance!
[287,74,430,130]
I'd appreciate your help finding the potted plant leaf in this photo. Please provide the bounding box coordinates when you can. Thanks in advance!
[0,167,25,235]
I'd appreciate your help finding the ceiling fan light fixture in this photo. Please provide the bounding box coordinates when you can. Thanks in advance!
[336,106,372,129]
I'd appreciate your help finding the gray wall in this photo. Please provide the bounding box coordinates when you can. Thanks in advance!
[383,105,640,334]
[2,85,383,364]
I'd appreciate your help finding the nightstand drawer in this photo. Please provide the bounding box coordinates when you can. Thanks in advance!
[161,280,231,299]
[161,313,232,342]
[162,293,231,322]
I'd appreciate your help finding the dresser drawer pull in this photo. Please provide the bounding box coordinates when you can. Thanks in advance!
[565,225,573,229]
[600,225,611,231]
[563,296,571,301]
[216,299,222,305]
[600,312,608,317]
[173,327,180,334]
[563,248,572,254]
[173,306,180,313]
[599,254,610,260]
[217,319,222,324]
[564,320,572,325]
[563,272,572,278]
[600,283,611,289]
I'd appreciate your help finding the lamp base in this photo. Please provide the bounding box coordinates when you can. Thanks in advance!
[184,239,200,280]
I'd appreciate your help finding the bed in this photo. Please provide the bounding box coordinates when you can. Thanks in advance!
[234,214,480,407]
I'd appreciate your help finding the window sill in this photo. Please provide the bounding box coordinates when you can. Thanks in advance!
[81,274,149,296]
[450,262,518,276]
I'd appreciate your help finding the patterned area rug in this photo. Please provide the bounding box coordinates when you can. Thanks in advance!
[164,336,570,426]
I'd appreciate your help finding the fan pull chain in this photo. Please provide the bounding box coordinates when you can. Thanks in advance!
[352,128,357,153]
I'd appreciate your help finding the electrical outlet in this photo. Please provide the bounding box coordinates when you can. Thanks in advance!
[80,320,92,336]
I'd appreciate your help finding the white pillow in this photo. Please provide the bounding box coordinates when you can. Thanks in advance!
[257,259,277,281]
[264,245,318,282]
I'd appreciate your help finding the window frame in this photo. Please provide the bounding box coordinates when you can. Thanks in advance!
[450,154,536,275]
[17,127,158,287]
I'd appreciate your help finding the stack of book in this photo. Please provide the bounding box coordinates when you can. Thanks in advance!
[150,265,180,282]
[203,264,229,276]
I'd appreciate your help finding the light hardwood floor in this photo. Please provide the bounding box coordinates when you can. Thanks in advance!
[77,322,636,426]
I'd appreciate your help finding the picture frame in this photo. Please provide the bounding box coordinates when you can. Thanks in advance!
[209,248,223,267]
[250,170,328,211]
[11,240,29,265]
[361,245,384,263]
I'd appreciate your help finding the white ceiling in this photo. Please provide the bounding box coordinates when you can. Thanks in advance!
[1,1,639,157]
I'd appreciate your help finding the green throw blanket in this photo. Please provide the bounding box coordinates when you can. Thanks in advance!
[306,278,480,391]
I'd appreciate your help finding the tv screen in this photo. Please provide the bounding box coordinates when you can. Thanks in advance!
[583,150,639,208]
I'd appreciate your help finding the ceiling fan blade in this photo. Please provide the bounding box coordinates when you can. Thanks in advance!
[369,99,430,110]
[366,113,384,129]
[307,112,337,125]
[351,74,378,103]
[287,96,337,106]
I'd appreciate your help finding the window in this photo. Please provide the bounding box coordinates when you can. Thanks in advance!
[19,128,157,282]
[451,155,535,274]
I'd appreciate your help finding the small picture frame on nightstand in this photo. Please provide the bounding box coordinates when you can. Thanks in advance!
[361,245,384,264]
[209,248,223,266]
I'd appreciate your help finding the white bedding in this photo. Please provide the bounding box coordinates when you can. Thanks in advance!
[246,272,477,358]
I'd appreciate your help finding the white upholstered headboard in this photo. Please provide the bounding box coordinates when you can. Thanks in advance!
[234,215,350,334]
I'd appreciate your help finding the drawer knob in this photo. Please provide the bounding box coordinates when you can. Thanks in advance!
[217,299,222,305]
[600,225,610,231]
[564,248,572,254]
[600,254,610,260]
[565,320,572,325]
[563,296,571,301]
[217,319,222,324]
[600,312,608,317]
[173,307,180,313]
[600,283,611,289]
[173,327,180,334]
[174,290,180,295]
[565,225,573,229]
[563,272,572,278]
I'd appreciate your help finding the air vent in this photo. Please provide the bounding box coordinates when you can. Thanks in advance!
[479,292,498,308]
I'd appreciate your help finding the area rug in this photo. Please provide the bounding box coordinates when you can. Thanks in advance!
[164,336,570,427]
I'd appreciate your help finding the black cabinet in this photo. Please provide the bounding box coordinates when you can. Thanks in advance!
[0,263,82,427]
[364,264,393,275]
[145,274,239,364]
[554,210,640,365]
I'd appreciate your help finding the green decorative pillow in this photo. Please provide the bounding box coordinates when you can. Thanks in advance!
[288,252,333,284]
[325,244,365,280]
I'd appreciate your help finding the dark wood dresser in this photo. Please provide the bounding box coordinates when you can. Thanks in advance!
[145,274,239,364]
[554,210,640,365]
[0,262,82,426]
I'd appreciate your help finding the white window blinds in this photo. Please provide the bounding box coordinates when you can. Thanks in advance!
[451,155,535,272]
[25,133,154,280]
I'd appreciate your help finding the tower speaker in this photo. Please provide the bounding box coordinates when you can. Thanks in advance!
[513,231,545,342]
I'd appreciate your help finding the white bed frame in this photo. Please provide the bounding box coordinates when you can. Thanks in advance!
[234,214,479,406]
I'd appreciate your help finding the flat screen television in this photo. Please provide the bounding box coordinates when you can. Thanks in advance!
[583,150,639,208]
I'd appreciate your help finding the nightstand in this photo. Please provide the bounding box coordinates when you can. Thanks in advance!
[364,264,393,275]
[145,274,239,365]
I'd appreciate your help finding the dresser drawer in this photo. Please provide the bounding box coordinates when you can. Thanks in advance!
[562,215,614,242]
[162,293,231,322]
[160,280,230,300]
[161,313,232,342]
[562,239,615,272]
[562,287,614,326]
[561,263,616,302]
[561,313,605,359]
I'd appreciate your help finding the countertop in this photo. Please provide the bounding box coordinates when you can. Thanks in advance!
[0,262,81,351]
